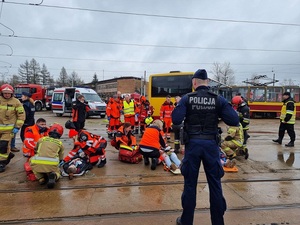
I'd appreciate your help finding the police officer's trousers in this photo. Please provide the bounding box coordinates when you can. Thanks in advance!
[180,139,226,225]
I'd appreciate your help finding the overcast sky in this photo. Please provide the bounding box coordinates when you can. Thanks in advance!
[0,0,299,85]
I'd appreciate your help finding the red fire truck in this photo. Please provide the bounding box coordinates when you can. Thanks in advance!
[14,84,47,111]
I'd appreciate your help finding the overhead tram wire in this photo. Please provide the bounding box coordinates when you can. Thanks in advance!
[1,34,300,53]
[2,53,300,67]
[3,1,300,27]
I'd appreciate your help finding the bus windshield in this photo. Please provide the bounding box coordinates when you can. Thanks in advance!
[151,75,193,97]
[83,93,104,103]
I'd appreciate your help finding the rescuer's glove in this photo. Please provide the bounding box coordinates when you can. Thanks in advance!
[12,128,19,134]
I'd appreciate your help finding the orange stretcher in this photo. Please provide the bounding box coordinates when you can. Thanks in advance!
[223,166,238,173]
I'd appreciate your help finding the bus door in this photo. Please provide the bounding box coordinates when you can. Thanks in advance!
[64,88,76,113]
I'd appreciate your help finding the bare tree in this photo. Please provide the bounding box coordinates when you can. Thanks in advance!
[8,74,20,86]
[67,71,84,87]
[210,62,235,85]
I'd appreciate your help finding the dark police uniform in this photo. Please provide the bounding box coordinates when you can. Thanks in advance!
[172,83,239,225]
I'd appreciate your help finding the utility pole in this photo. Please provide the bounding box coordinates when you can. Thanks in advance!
[143,71,146,96]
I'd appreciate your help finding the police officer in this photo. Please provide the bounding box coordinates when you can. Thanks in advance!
[172,69,239,225]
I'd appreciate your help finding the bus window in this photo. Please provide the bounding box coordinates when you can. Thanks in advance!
[151,75,193,97]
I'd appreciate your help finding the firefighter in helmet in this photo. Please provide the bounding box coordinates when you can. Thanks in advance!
[231,95,250,159]
[0,84,25,173]
[30,123,64,189]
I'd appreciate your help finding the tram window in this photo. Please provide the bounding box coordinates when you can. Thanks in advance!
[253,88,265,102]
[267,87,283,102]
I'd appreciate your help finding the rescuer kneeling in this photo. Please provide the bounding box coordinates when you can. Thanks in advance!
[30,124,64,189]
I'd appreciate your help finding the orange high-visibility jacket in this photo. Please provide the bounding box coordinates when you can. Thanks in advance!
[22,125,48,157]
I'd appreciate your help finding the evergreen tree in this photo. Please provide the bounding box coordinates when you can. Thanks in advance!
[29,58,41,84]
[18,60,31,83]
[41,64,51,85]
[91,72,98,89]
[56,67,68,87]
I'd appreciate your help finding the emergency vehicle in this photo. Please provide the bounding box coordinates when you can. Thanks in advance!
[14,84,47,111]
[51,87,106,118]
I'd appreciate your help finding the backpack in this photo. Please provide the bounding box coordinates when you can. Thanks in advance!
[118,144,143,164]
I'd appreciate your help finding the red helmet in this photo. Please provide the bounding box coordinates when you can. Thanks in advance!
[231,96,243,106]
[78,130,91,142]
[140,96,146,103]
[1,84,14,94]
[48,123,64,138]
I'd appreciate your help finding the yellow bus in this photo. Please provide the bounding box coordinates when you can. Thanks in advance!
[148,71,231,118]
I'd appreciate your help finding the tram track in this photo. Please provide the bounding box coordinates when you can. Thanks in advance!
[1,176,300,194]
[1,203,299,224]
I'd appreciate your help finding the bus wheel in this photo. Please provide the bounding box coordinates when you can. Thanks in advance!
[56,113,63,117]
[35,102,42,111]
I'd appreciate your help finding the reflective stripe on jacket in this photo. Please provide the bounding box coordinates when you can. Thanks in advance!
[123,100,135,117]
[280,100,296,124]
[30,156,59,166]
[0,96,25,129]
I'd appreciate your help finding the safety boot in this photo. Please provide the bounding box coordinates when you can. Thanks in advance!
[0,164,5,173]
[10,147,20,152]
[144,157,150,166]
[151,158,157,170]
[38,177,47,185]
[272,139,282,144]
[176,217,182,225]
[47,172,57,189]
[285,141,294,147]
[6,152,15,165]
[98,158,107,168]
[244,148,249,160]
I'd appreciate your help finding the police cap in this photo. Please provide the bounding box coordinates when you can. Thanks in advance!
[22,92,32,97]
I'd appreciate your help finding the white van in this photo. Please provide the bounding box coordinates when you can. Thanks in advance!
[51,87,106,118]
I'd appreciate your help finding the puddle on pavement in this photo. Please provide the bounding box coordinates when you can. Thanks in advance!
[277,151,300,168]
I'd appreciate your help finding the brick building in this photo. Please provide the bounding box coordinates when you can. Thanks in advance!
[88,76,148,100]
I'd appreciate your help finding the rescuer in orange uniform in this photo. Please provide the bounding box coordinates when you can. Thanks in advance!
[106,95,122,139]
[113,122,137,150]
[22,118,48,181]
[22,118,48,158]
[160,95,175,141]
[137,96,154,137]
[30,123,64,188]
[122,94,136,129]
[63,130,107,168]
[0,84,25,173]
[139,119,166,170]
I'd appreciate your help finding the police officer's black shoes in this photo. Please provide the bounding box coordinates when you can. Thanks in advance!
[0,164,5,173]
[272,139,282,144]
[151,158,157,170]
[176,217,182,225]
[144,157,150,166]
[285,141,294,147]
[47,172,57,189]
